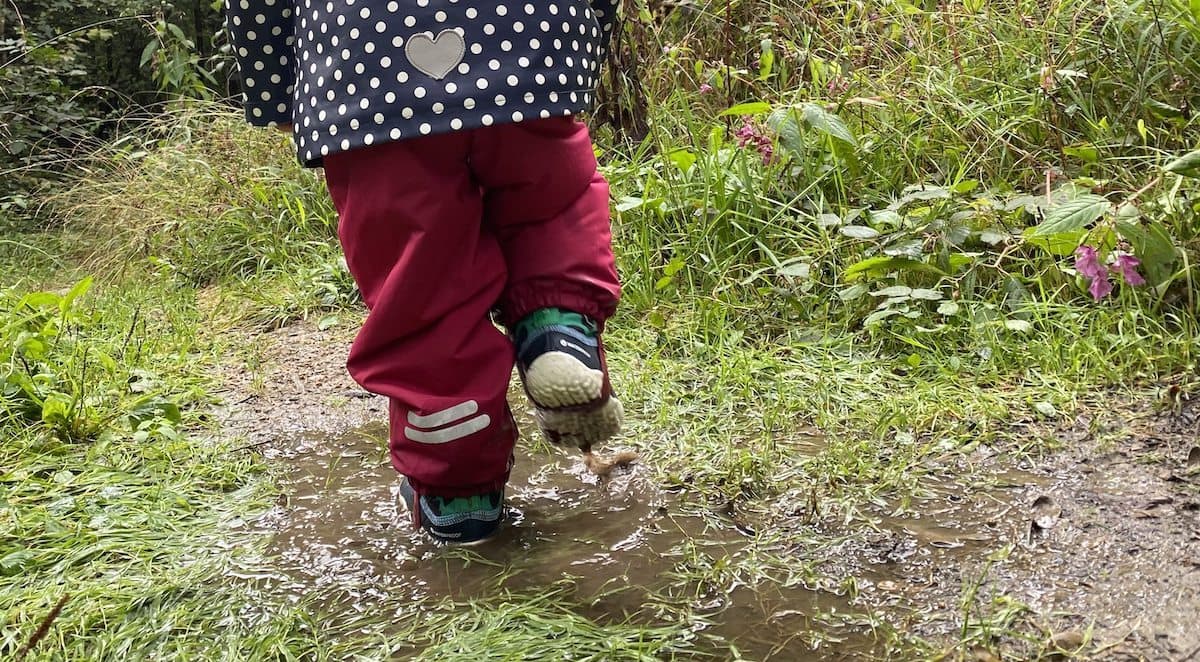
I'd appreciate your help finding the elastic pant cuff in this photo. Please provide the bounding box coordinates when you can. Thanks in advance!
[502,280,618,330]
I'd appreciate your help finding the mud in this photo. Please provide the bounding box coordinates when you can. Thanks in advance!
[250,418,926,660]
[795,401,1200,660]
[959,403,1200,660]
[211,318,385,447]
[215,320,1200,660]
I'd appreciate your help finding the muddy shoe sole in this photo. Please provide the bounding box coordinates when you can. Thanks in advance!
[523,350,605,409]
[536,396,624,449]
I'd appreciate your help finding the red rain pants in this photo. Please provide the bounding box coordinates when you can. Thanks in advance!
[323,117,621,498]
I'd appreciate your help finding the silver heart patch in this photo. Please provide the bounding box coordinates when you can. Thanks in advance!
[404,29,465,81]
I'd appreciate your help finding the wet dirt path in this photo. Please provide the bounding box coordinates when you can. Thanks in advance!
[250,422,892,659]
[214,320,1200,660]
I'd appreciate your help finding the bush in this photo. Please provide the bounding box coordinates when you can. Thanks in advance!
[0,0,228,218]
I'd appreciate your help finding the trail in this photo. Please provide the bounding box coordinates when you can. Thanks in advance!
[215,318,1200,660]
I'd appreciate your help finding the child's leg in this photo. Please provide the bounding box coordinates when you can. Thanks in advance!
[323,133,517,507]
[470,117,623,447]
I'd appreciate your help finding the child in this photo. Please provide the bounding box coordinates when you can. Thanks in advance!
[225,0,624,544]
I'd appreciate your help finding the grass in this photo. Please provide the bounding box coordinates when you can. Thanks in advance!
[2,0,1200,658]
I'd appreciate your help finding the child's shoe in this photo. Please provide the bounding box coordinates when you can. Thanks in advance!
[398,478,503,544]
[512,308,623,448]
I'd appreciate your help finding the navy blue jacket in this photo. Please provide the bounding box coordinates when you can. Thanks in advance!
[225,0,616,166]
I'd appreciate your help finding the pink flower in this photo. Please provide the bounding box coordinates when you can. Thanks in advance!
[758,142,773,165]
[1089,274,1114,300]
[1075,246,1113,300]
[699,83,713,94]
[1074,246,1146,300]
[1074,246,1106,280]
[734,117,775,165]
[1111,253,1146,286]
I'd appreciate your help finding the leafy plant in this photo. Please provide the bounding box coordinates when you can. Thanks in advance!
[1,278,181,441]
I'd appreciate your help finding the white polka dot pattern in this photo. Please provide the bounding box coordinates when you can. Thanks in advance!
[226,0,617,166]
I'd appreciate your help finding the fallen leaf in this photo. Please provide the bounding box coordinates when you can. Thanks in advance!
[931,540,965,549]
[1047,629,1085,651]
[970,646,1002,662]
[1031,495,1062,530]
[583,450,639,477]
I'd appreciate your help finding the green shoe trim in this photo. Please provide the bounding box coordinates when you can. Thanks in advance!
[514,307,596,338]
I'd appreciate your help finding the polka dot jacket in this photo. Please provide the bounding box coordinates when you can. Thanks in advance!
[225,0,616,166]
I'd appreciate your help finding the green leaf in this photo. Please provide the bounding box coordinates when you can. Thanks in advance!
[60,277,93,314]
[871,285,912,297]
[864,308,900,327]
[1032,194,1109,235]
[883,239,924,259]
[843,257,945,281]
[139,40,159,68]
[817,213,842,228]
[896,186,950,205]
[1063,144,1100,164]
[1145,99,1185,119]
[1164,149,1200,178]
[947,253,979,272]
[978,229,1009,245]
[615,197,644,212]
[1023,227,1086,256]
[937,301,960,316]
[766,108,804,155]
[0,549,32,576]
[1117,220,1178,286]
[16,334,46,360]
[666,149,697,174]
[1004,319,1033,333]
[951,180,980,194]
[837,284,869,301]
[20,292,60,310]
[720,101,772,116]
[799,103,857,146]
[663,258,686,277]
[758,38,775,80]
[868,209,903,227]
[910,288,943,300]
[41,393,72,427]
[1034,401,1058,417]
[840,225,879,239]
[777,262,810,278]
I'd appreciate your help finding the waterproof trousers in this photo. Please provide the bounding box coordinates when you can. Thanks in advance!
[323,117,621,497]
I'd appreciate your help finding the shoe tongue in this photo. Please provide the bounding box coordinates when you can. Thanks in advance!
[516,308,595,338]
[433,493,499,514]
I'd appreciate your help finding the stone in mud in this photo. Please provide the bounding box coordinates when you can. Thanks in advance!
[1030,494,1062,530]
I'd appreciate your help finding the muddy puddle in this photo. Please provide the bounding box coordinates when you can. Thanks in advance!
[236,411,1073,660]
[248,424,869,658]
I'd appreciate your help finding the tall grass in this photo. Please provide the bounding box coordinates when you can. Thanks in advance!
[598,0,1200,375]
